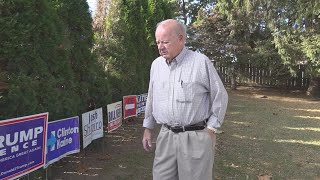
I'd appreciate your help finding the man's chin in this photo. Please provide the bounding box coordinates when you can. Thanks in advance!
[161,54,170,59]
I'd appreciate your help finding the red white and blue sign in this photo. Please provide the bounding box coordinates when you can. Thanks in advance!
[107,101,122,132]
[123,95,137,119]
[0,113,48,180]
[45,116,80,167]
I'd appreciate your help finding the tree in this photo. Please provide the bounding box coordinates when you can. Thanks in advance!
[0,0,111,120]
[261,0,320,96]
[51,0,111,110]
[187,0,319,93]
[188,1,260,90]
[93,0,174,101]
[0,0,81,120]
[176,0,217,24]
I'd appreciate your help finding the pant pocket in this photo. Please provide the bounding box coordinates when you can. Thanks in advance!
[180,130,211,160]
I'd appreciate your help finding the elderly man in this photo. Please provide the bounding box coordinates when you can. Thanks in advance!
[142,19,228,180]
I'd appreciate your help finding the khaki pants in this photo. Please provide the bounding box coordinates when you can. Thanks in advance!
[153,125,216,180]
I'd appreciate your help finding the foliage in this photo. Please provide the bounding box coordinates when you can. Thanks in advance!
[185,0,320,92]
[176,0,217,24]
[51,0,111,111]
[94,0,174,101]
[262,0,320,75]
[0,0,110,120]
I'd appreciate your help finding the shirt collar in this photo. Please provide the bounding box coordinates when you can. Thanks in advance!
[165,47,187,66]
[175,47,187,65]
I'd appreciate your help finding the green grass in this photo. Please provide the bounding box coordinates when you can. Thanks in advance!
[215,88,320,179]
[48,87,320,180]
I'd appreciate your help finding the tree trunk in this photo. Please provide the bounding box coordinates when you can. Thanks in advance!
[181,0,187,25]
[229,65,237,90]
[306,76,320,98]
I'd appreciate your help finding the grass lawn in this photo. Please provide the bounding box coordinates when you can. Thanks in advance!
[215,87,320,179]
[48,87,320,180]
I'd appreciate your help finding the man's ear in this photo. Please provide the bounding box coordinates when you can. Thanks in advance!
[179,34,184,42]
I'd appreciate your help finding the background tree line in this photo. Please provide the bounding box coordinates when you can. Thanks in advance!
[182,0,319,95]
[0,0,319,120]
[0,0,173,121]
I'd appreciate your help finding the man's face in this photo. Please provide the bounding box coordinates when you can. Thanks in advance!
[155,26,184,62]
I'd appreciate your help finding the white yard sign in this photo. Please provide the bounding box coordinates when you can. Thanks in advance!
[82,108,104,149]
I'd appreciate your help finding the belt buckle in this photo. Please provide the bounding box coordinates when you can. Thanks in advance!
[171,125,185,133]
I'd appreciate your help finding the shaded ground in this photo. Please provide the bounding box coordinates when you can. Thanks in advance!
[49,117,158,180]
[48,86,320,180]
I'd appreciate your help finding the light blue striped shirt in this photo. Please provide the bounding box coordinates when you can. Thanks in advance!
[143,47,228,129]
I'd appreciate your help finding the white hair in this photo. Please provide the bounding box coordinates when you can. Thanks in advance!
[157,19,187,40]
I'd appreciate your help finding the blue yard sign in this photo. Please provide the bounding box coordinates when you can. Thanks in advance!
[45,116,80,167]
[0,113,48,180]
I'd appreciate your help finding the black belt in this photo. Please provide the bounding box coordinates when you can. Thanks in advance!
[164,121,206,133]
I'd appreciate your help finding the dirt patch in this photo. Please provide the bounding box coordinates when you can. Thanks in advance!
[49,116,159,180]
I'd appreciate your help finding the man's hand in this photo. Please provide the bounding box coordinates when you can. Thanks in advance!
[142,128,153,152]
[207,128,215,142]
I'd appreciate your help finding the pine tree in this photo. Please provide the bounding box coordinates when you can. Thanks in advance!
[0,0,80,120]
[94,0,173,101]
[52,0,111,110]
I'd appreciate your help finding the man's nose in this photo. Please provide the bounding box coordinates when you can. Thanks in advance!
[158,43,164,50]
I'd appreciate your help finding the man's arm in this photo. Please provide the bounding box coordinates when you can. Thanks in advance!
[142,63,156,152]
[142,128,153,152]
[205,58,228,130]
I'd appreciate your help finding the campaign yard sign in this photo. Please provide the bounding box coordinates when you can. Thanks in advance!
[82,108,104,149]
[107,101,122,132]
[136,93,147,116]
[45,116,80,167]
[123,95,137,119]
[0,113,48,180]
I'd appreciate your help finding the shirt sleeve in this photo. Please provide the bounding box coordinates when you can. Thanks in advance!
[142,63,156,129]
[205,59,228,129]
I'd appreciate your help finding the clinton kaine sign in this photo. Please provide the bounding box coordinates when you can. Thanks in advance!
[0,113,48,180]
[45,116,80,167]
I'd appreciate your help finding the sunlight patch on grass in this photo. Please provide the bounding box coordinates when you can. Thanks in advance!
[223,162,240,169]
[230,121,251,126]
[229,112,241,115]
[249,93,318,104]
[232,134,320,146]
[64,171,99,176]
[251,93,294,101]
[232,134,259,140]
[283,126,320,132]
[284,108,320,113]
[273,139,320,146]
[88,167,103,170]
[294,115,320,120]
[308,162,320,167]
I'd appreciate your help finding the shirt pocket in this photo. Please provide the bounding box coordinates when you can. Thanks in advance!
[153,81,168,102]
[175,81,194,103]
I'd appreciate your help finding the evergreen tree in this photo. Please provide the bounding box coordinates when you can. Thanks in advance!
[94,0,173,101]
[51,0,111,110]
[187,0,319,93]
[0,0,111,120]
[189,0,260,89]
[261,0,320,96]
[176,0,217,24]
[0,0,80,120]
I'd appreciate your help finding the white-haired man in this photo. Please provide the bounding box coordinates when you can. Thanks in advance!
[142,19,228,180]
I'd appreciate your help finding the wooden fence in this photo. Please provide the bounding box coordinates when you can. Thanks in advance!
[213,62,310,89]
